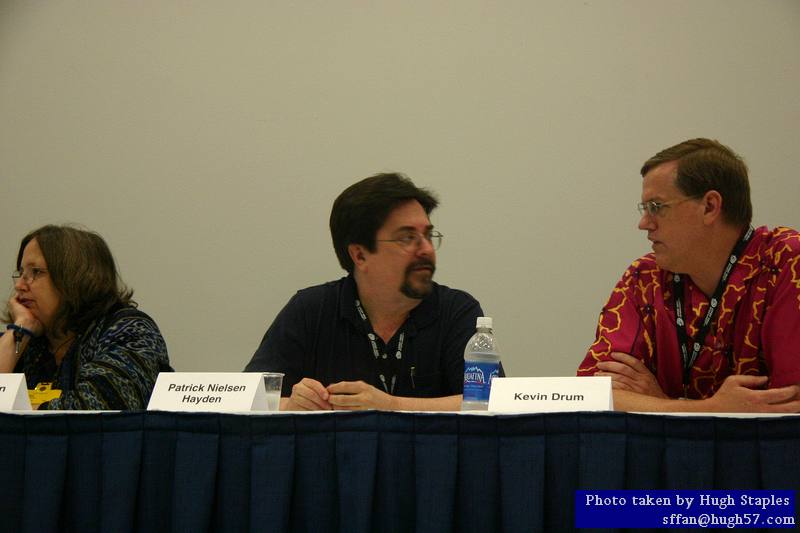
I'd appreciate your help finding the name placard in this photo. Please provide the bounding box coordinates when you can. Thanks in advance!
[488,376,612,413]
[147,372,269,412]
[0,374,32,410]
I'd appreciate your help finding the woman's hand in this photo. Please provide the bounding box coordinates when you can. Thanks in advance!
[8,294,44,336]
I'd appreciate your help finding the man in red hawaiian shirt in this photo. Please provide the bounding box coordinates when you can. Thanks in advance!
[578,138,800,412]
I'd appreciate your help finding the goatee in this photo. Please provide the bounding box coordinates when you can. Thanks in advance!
[400,259,435,299]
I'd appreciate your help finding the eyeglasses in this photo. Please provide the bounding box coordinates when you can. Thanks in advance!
[637,196,699,217]
[12,267,49,284]
[377,230,443,251]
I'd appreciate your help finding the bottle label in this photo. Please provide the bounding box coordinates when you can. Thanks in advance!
[463,361,500,402]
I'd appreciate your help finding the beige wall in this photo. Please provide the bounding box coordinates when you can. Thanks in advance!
[1,1,799,377]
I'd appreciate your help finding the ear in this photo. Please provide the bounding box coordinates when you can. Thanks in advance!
[701,190,723,225]
[348,243,368,271]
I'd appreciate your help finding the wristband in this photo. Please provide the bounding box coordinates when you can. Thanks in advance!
[6,324,37,338]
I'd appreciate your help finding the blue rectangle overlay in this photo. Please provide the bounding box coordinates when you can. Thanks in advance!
[575,490,796,529]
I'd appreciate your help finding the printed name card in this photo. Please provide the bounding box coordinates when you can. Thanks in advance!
[488,376,612,413]
[147,372,269,412]
[0,374,32,410]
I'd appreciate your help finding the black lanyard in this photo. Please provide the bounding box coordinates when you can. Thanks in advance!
[355,299,405,394]
[673,226,754,391]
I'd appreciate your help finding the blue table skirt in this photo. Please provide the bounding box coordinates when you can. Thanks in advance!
[0,411,797,533]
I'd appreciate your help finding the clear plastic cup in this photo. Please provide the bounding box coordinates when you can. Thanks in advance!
[262,372,284,411]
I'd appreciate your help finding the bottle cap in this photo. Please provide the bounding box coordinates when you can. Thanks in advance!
[476,316,492,329]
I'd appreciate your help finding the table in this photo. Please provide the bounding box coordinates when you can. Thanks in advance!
[1,410,798,532]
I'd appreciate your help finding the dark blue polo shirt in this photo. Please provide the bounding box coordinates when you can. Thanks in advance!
[245,275,483,397]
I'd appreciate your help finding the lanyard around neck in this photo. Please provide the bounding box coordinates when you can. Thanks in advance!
[673,226,754,389]
[355,299,405,394]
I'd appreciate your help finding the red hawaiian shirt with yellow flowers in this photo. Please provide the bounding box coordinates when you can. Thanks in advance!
[578,226,800,399]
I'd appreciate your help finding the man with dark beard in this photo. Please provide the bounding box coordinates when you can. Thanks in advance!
[245,173,487,411]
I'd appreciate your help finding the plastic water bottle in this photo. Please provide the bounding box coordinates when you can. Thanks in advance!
[461,316,501,411]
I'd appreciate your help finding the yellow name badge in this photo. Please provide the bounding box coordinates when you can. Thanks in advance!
[28,382,62,406]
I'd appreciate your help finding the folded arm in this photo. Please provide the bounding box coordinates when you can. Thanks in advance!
[603,355,800,413]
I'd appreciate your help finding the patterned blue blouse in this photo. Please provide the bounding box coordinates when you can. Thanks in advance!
[15,306,172,410]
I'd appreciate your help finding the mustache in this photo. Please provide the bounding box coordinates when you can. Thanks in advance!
[406,259,436,275]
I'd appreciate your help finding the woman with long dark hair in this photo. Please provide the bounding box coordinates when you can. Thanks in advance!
[1,224,172,409]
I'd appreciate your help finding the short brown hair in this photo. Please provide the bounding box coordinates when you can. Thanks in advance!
[641,138,752,227]
[10,224,134,336]
[330,173,439,273]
